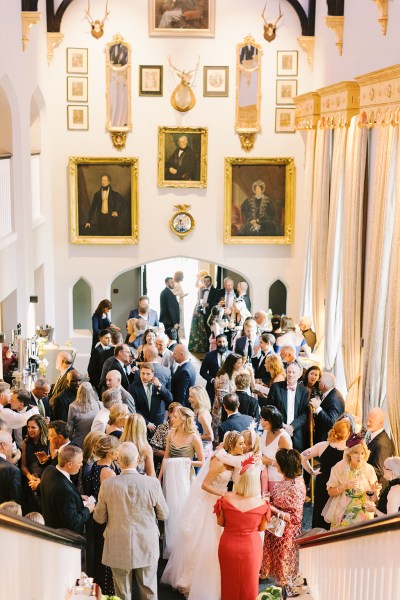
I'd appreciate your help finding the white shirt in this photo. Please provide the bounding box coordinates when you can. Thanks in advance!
[56,465,71,481]
[91,407,110,433]
[0,404,39,433]
[286,387,296,425]
[0,453,6,460]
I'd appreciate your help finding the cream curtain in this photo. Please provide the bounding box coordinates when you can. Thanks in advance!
[311,124,331,362]
[324,126,347,372]
[341,118,368,417]
[300,129,317,318]
[362,120,397,417]
[386,130,400,454]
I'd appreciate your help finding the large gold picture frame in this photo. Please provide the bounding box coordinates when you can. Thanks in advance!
[69,157,139,245]
[158,126,208,188]
[224,157,295,245]
[149,0,215,37]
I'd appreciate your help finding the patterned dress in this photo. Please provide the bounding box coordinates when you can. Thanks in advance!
[260,476,306,585]
[211,373,236,439]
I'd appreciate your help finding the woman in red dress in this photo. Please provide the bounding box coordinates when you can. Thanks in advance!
[214,457,270,600]
[260,448,306,587]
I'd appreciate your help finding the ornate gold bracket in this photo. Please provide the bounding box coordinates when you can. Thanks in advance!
[110,131,127,150]
[238,132,256,152]
[372,0,388,35]
[324,15,344,56]
[46,32,63,65]
[297,36,314,68]
[21,11,41,51]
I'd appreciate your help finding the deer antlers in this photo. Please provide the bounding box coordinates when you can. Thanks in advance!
[261,1,283,27]
[261,1,283,42]
[168,55,200,86]
[85,0,110,39]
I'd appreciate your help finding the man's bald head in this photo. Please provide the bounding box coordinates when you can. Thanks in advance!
[366,407,386,432]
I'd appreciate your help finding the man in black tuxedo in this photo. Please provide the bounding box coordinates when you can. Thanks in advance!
[200,275,218,337]
[200,334,231,402]
[222,372,259,423]
[39,445,95,534]
[268,363,310,452]
[171,345,196,407]
[160,277,180,333]
[311,372,345,443]
[52,370,82,422]
[49,351,74,404]
[0,430,22,504]
[128,363,172,437]
[100,344,134,393]
[252,333,275,385]
[84,175,128,237]
[218,393,254,443]
[87,329,112,391]
[30,377,51,419]
[165,135,198,181]
[366,407,395,491]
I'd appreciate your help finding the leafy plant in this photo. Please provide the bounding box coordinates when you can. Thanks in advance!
[257,585,282,599]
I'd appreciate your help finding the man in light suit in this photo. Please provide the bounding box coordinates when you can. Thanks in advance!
[155,334,174,371]
[268,363,310,452]
[366,407,395,492]
[128,295,159,328]
[199,334,231,402]
[105,370,136,414]
[128,363,172,436]
[94,442,169,600]
[171,345,196,407]
[311,372,345,443]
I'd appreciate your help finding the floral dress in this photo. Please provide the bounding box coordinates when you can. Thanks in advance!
[260,477,306,585]
[211,373,236,440]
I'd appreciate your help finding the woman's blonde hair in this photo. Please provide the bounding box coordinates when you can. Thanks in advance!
[93,433,119,459]
[108,403,129,425]
[189,386,211,412]
[223,431,243,453]
[127,318,140,336]
[241,429,260,453]
[120,414,150,460]
[327,420,351,443]
[344,440,370,463]
[174,406,198,435]
[83,431,106,463]
[234,465,261,497]
[265,354,285,379]
[75,382,98,413]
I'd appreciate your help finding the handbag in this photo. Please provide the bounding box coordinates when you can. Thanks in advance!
[265,511,286,537]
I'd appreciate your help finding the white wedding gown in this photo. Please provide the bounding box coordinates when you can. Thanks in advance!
[161,457,232,600]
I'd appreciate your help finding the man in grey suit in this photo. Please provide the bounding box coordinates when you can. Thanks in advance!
[94,442,169,600]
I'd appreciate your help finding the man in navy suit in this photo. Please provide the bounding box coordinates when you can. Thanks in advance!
[128,363,172,436]
[234,319,260,359]
[128,295,159,328]
[311,372,345,443]
[268,363,310,452]
[199,334,231,402]
[221,372,259,423]
[218,393,254,443]
[171,345,196,407]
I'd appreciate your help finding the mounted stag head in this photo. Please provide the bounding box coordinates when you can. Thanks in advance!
[85,0,110,39]
[168,55,200,112]
[261,1,283,43]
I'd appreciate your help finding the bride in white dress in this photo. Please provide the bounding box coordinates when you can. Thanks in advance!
[161,431,246,600]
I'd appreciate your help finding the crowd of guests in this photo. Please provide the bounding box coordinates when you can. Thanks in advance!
[0,275,398,600]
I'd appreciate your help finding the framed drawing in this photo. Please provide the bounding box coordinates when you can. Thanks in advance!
[67,76,88,102]
[224,157,295,245]
[276,79,297,105]
[275,108,296,133]
[139,65,163,96]
[149,0,215,37]
[69,157,139,244]
[277,50,298,76]
[67,48,88,74]
[203,66,229,97]
[67,105,89,130]
[158,126,207,188]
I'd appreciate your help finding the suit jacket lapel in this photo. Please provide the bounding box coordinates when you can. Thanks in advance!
[281,386,288,423]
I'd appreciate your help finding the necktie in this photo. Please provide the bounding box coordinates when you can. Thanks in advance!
[37,399,45,418]
[247,341,253,359]
[124,365,129,379]
[146,383,152,409]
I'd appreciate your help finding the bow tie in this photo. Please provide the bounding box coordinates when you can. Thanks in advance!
[287,385,297,392]
[159,354,163,358]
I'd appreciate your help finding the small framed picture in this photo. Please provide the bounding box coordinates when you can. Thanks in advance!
[67,48,88,74]
[275,108,296,134]
[276,79,297,105]
[67,105,89,131]
[149,0,215,37]
[277,50,298,76]
[203,66,229,97]
[139,65,163,96]
[67,76,88,102]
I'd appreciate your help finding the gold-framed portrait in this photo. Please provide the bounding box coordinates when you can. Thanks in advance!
[69,157,138,245]
[224,157,295,245]
[149,0,215,37]
[158,126,207,188]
